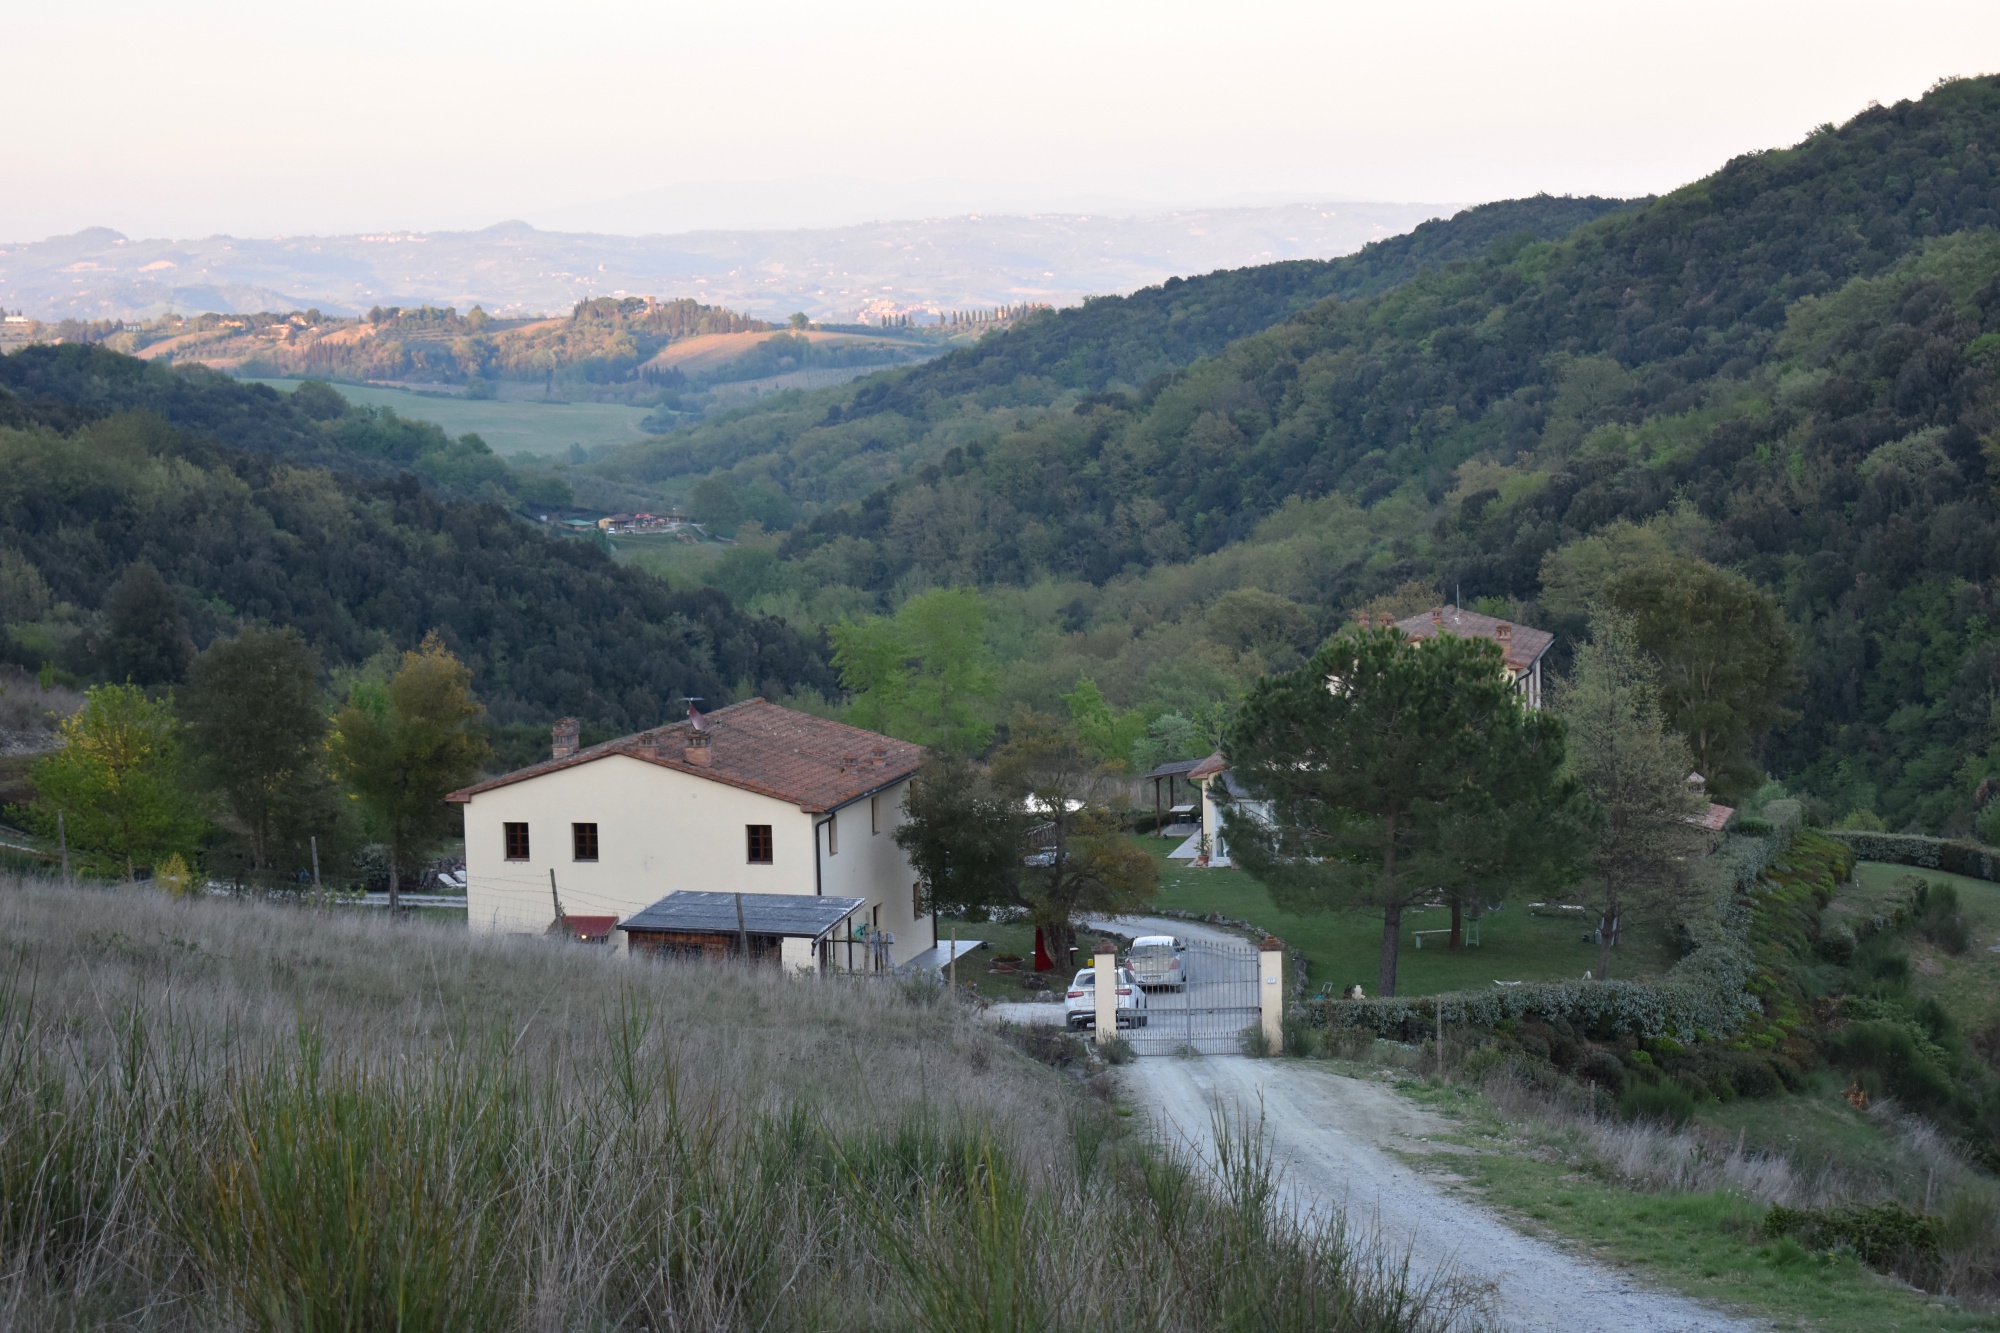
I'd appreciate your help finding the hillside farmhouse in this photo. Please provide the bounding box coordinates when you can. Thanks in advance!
[448,699,934,969]
[1170,604,1556,868]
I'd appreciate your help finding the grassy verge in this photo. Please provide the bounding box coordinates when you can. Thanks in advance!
[1847,861,2000,1035]
[1388,1074,1992,1332]
[0,874,1462,1331]
[1135,838,1678,995]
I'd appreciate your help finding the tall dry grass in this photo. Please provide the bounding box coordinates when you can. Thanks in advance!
[0,876,1464,1331]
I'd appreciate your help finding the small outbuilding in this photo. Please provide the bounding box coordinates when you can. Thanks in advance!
[620,890,867,970]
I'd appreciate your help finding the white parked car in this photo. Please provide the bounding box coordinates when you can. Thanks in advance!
[1064,966,1149,1030]
[1124,935,1187,991]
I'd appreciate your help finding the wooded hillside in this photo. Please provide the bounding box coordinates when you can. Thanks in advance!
[607,77,2000,833]
[0,349,834,735]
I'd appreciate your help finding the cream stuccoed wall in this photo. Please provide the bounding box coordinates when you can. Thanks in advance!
[813,778,931,967]
[461,756,932,966]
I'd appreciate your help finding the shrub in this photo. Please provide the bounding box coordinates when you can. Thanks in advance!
[1815,921,1857,964]
[1579,1049,1627,1093]
[1912,880,1972,954]
[1280,1015,1314,1058]
[1764,1201,1941,1280]
[1831,1019,1957,1110]
[1618,1079,1695,1126]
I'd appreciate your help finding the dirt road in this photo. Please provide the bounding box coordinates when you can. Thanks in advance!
[1120,1056,1761,1332]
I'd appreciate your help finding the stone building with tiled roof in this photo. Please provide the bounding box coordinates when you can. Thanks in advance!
[448,699,932,967]
[1171,605,1557,869]
[1386,604,1554,710]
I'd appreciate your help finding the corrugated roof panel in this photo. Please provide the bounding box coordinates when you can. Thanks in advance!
[619,891,867,939]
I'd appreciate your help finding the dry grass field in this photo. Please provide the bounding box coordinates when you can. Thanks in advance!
[0,875,1470,1331]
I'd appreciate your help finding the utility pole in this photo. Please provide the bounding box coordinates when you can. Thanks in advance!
[58,809,71,889]
[735,891,749,958]
[310,836,321,890]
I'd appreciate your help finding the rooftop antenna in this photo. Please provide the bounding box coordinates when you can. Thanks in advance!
[681,696,706,730]
[1455,582,1461,610]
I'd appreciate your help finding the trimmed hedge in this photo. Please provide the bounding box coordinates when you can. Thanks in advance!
[1297,978,1740,1044]
[1296,802,1809,1043]
[1822,829,2000,883]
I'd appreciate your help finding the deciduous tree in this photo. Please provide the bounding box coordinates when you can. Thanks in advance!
[831,588,997,753]
[179,626,332,882]
[894,754,1022,918]
[99,562,193,687]
[329,633,489,911]
[989,711,1155,963]
[23,682,207,879]
[1606,557,1797,801]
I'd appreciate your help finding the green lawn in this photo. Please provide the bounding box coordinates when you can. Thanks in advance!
[242,378,657,457]
[1399,1079,1990,1332]
[933,916,1141,1002]
[1847,861,2000,1034]
[1136,837,1679,996]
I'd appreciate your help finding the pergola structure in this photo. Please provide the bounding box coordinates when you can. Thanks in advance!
[1141,756,1208,837]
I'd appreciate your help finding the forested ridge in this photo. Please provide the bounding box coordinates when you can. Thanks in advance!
[598,194,1631,505]
[610,77,2000,832]
[0,354,835,741]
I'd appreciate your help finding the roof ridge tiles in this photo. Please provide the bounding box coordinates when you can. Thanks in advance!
[447,698,924,811]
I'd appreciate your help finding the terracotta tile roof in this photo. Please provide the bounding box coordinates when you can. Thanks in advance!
[1392,604,1555,674]
[1187,750,1228,781]
[447,699,924,813]
[1700,803,1736,832]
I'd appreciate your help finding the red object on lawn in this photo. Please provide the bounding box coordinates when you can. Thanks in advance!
[1033,927,1055,971]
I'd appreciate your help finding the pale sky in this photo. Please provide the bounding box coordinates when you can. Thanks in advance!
[8,0,1999,240]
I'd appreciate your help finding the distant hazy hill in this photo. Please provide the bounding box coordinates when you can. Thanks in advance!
[0,202,1460,324]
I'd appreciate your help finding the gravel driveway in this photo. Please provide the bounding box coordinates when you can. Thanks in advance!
[1120,1056,1762,1333]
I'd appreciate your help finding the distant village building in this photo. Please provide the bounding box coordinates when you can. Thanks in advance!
[448,700,933,970]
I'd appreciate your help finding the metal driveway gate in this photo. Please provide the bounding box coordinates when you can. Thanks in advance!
[1124,937,1262,1055]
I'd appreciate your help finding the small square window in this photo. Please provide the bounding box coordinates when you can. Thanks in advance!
[746,824,774,864]
[572,822,599,861]
[504,822,530,860]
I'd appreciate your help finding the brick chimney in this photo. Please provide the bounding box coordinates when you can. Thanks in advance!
[551,717,580,761]
[683,731,713,767]
[1431,606,1443,627]
[1495,622,1513,644]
